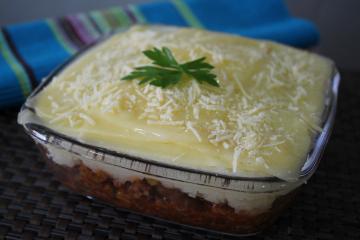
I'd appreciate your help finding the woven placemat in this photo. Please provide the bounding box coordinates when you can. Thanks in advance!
[1,71,359,240]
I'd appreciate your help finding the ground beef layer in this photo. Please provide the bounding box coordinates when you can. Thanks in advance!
[44,154,297,235]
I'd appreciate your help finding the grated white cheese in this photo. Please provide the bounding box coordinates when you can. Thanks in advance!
[232,146,242,173]
[34,25,331,179]
[79,113,96,126]
[186,121,202,142]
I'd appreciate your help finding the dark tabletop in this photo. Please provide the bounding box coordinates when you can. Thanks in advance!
[0,70,359,240]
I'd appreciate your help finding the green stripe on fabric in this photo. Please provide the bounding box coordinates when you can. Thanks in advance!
[171,0,204,28]
[110,7,132,28]
[46,19,77,54]
[103,10,120,29]
[77,13,101,39]
[128,5,147,23]
[90,11,112,33]
[0,32,32,97]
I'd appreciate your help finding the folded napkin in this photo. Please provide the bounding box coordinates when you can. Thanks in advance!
[0,0,319,108]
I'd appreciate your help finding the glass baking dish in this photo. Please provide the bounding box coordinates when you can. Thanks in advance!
[18,36,340,236]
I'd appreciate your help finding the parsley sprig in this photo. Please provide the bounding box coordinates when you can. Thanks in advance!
[122,47,219,88]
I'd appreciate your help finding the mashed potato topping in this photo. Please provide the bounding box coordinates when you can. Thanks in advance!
[33,25,333,181]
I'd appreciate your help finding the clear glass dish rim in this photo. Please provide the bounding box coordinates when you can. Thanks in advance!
[19,33,341,184]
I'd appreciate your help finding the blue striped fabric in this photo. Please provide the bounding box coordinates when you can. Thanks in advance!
[183,0,318,47]
[5,21,72,82]
[0,0,319,109]
[139,1,189,26]
[0,54,24,107]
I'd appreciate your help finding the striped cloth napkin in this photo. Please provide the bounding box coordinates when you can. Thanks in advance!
[0,0,319,108]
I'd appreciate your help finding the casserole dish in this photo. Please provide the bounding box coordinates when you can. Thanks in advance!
[18,25,340,235]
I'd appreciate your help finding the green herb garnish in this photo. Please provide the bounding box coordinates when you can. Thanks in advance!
[122,47,219,88]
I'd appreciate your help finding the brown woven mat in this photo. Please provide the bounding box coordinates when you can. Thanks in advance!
[1,71,359,240]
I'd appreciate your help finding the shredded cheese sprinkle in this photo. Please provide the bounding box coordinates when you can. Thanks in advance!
[33,25,333,181]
